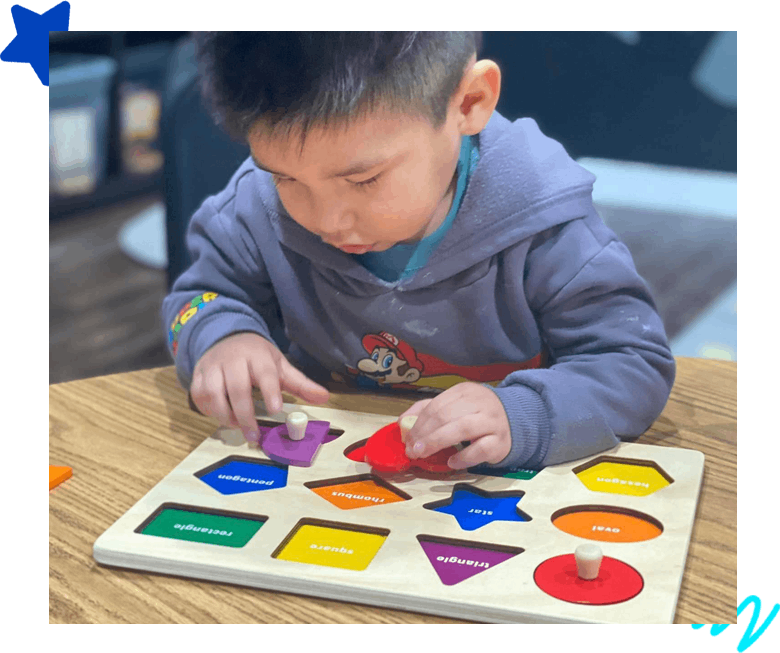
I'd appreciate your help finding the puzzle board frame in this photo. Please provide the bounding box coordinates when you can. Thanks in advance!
[93,403,705,624]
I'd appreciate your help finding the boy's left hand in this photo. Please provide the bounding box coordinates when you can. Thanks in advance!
[401,382,511,470]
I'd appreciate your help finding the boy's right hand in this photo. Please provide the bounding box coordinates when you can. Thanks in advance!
[189,332,330,444]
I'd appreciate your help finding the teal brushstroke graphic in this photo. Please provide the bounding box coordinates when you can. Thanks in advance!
[690,594,780,653]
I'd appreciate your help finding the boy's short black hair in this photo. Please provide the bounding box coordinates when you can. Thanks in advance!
[194,31,482,144]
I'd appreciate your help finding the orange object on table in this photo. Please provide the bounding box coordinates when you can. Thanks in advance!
[49,465,72,490]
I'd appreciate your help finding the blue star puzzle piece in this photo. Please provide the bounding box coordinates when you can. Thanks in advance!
[1,2,71,85]
[424,483,532,531]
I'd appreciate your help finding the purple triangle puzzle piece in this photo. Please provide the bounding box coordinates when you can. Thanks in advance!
[419,540,519,586]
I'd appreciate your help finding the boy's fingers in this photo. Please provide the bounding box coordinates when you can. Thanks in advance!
[248,357,284,415]
[189,371,207,414]
[224,361,259,441]
[447,434,507,470]
[406,412,487,459]
[398,399,433,458]
[280,359,330,403]
[399,399,433,420]
[198,366,234,427]
[188,392,203,415]
[399,399,433,442]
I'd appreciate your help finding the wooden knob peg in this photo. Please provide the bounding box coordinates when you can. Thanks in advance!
[575,543,603,580]
[286,412,308,441]
[399,415,418,443]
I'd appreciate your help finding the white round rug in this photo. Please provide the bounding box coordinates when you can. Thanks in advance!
[117,201,168,269]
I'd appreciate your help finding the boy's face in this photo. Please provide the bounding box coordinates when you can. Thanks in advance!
[248,109,465,253]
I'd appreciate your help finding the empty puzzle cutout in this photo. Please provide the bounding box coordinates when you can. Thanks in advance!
[195,456,288,495]
[136,502,267,548]
[272,518,390,571]
[305,474,411,509]
[417,535,524,586]
[551,505,664,543]
[573,456,674,497]
[423,483,531,530]
[468,464,539,481]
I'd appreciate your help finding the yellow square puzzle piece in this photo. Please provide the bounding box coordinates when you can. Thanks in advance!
[274,520,388,571]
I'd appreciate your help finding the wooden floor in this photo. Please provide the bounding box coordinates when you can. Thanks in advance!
[49,193,736,385]
[50,194,171,385]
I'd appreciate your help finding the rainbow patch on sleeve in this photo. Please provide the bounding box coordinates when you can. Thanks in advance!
[169,292,219,356]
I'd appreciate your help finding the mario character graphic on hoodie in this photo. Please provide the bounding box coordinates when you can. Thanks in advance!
[337,331,544,393]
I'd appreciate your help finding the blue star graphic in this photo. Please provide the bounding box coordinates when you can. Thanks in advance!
[1,2,70,86]
[425,484,532,531]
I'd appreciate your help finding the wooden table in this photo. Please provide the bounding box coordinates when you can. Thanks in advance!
[49,358,736,624]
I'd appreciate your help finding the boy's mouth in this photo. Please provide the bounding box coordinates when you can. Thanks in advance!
[335,243,375,254]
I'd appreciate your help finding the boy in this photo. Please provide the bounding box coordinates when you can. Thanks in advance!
[163,32,675,472]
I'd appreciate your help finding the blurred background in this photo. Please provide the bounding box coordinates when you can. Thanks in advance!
[49,31,737,385]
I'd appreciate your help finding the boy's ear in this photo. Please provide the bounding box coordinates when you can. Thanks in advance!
[455,59,501,135]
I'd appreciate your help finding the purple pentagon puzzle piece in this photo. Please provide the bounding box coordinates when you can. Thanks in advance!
[261,420,331,467]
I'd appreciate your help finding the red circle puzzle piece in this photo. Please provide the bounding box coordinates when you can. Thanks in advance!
[534,554,644,605]
[363,422,457,474]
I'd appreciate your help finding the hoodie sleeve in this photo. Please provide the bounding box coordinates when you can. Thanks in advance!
[161,179,284,390]
[489,207,676,469]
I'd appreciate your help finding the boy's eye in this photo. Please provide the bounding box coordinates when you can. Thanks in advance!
[350,175,379,186]
[272,173,381,188]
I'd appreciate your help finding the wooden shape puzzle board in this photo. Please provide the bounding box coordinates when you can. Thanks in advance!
[93,403,705,624]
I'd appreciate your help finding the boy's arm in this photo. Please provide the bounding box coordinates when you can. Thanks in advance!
[162,192,283,391]
[490,208,676,469]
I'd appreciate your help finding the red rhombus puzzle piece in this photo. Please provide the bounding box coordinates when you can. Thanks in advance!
[363,422,457,473]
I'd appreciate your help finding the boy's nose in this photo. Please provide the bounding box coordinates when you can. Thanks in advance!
[317,223,352,244]
[315,206,356,237]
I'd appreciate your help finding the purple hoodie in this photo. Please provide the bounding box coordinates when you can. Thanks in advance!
[163,111,675,470]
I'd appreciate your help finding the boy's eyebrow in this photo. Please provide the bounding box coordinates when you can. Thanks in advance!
[250,152,396,179]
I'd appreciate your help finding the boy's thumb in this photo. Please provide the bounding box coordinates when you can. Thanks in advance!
[400,398,433,419]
